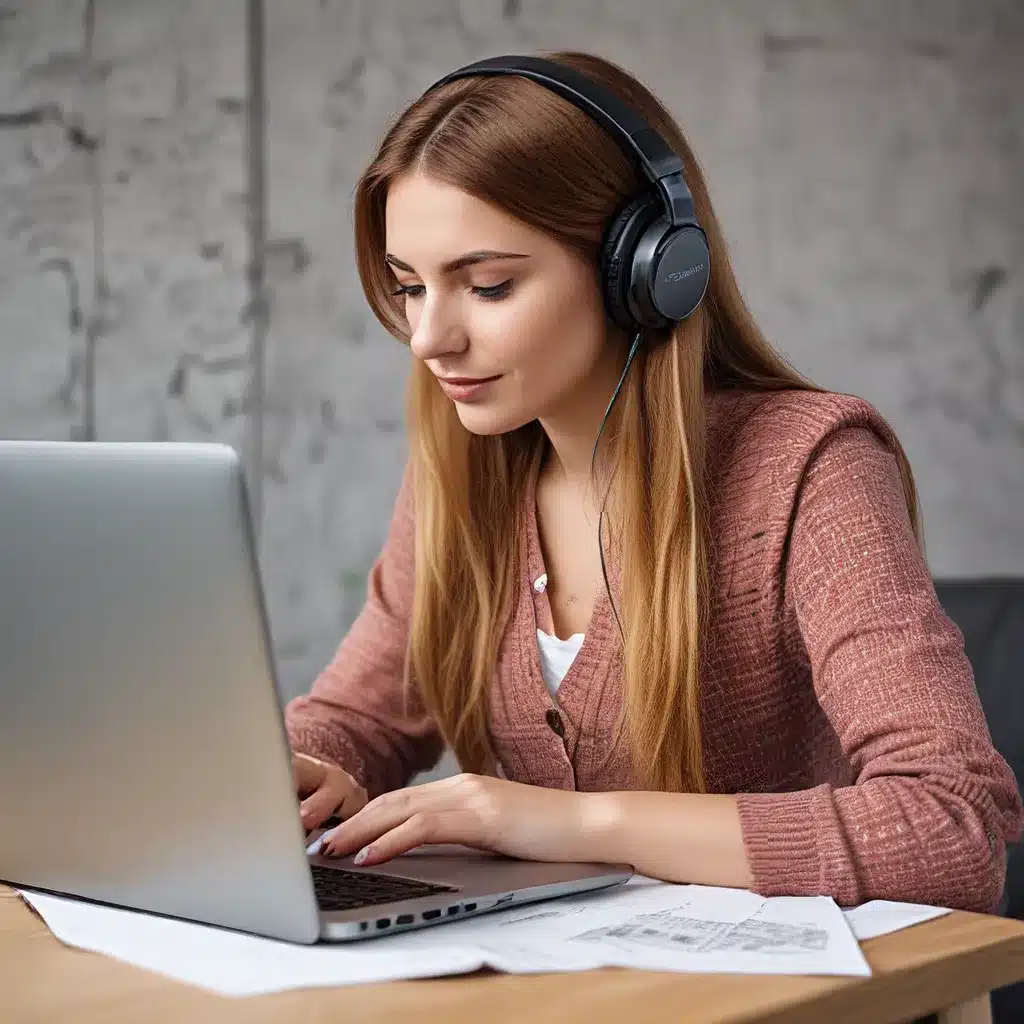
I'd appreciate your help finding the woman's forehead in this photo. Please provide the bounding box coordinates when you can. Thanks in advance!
[384,174,541,267]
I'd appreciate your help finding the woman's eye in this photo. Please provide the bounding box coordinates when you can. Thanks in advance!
[390,280,512,301]
[391,284,425,299]
[472,279,513,301]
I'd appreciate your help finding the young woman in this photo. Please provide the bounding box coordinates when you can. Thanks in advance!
[284,51,1021,911]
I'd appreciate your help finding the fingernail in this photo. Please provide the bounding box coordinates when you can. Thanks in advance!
[353,846,370,865]
[306,836,324,856]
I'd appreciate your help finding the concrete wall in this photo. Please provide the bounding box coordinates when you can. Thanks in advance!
[1,1,1021,714]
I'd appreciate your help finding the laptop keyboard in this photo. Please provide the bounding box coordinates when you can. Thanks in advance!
[310,864,457,912]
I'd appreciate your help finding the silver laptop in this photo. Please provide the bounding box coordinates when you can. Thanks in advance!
[0,440,631,943]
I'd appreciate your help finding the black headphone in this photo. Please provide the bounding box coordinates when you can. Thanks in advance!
[423,55,711,336]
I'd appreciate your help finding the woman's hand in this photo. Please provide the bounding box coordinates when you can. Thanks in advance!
[292,751,368,830]
[315,773,607,866]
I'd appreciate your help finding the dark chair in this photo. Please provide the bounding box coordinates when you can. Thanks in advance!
[934,577,1024,1024]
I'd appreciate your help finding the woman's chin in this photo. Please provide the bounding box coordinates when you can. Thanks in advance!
[455,405,531,437]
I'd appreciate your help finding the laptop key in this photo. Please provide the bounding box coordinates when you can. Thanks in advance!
[310,864,457,912]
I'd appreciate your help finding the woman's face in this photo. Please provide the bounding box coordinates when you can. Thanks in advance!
[385,171,620,437]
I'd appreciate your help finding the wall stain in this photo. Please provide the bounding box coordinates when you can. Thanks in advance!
[215,96,245,115]
[65,116,99,151]
[265,235,311,277]
[905,41,951,61]
[0,104,61,128]
[970,265,1006,314]
[55,351,82,413]
[166,350,250,398]
[329,55,366,96]
[80,0,104,441]
[243,0,269,535]
[39,257,83,331]
[307,397,341,464]
[22,51,111,85]
[762,33,828,62]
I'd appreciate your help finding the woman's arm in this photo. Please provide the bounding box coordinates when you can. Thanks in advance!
[583,427,1022,907]
[284,462,444,798]
[726,427,1019,909]
[583,791,753,888]
[315,770,756,878]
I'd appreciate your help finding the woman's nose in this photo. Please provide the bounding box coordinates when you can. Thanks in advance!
[409,298,467,362]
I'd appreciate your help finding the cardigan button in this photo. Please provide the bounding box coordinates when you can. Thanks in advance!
[545,708,565,737]
[533,573,548,593]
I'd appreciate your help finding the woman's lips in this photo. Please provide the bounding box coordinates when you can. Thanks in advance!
[438,375,502,402]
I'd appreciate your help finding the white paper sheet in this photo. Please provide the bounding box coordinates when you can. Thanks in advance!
[19,876,873,997]
[842,900,952,941]
[389,878,874,979]
[19,889,486,996]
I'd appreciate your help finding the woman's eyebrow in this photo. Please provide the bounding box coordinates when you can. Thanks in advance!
[384,250,530,275]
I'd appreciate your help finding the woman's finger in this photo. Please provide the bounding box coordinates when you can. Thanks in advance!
[299,782,346,829]
[318,790,408,852]
[321,775,496,854]
[338,810,480,866]
[336,779,368,819]
[291,752,330,795]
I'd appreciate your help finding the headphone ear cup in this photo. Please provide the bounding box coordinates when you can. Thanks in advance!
[648,224,711,323]
[600,194,662,332]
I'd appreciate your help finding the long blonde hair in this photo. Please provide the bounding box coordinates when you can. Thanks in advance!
[353,51,922,792]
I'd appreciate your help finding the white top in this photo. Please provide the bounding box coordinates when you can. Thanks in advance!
[536,629,585,698]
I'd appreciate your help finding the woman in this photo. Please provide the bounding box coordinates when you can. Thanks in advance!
[284,51,1021,911]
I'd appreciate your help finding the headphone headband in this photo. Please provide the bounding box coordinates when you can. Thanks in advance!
[425,55,696,227]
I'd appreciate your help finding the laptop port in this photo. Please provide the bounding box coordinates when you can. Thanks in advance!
[446,906,459,916]
[422,909,441,920]
[464,902,477,912]
[359,922,368,931]
[376,918,390,929]
[396,914,413,925]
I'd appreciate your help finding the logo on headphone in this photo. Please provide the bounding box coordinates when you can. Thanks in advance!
[664,263,705,284]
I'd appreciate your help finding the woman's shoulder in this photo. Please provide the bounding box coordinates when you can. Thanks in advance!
[708,386,899,454]
[705,386,904,518]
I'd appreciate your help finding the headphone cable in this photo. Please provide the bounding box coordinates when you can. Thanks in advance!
[592,330,643,650]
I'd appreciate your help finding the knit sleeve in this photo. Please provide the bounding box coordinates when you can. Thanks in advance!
[283,462,444,798]
[735,426,1023,911]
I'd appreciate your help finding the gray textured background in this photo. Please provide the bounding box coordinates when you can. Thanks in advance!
[1,1,1021,719]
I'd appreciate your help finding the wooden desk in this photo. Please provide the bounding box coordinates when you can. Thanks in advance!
[3,886,1023,1024]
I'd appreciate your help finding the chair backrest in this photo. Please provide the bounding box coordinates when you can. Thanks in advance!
[934,578,1024,918]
